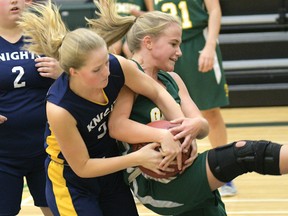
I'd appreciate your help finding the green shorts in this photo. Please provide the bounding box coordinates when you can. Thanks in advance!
[129,151,226,216]
[175,31,229,110]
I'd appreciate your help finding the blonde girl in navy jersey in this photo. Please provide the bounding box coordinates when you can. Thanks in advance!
[0,0,62,215]
[17,1,198,215]
[90,1,288,215]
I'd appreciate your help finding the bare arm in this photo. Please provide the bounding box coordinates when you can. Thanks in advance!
[169,72,209,141]
[46,102,165,178]
[144,0,154,11]
[130,0,154,16]
[198,0,222,72]
[167,72,209,171]
[108,86,175,145]
[110,56,186,169]
[108,85,181,170]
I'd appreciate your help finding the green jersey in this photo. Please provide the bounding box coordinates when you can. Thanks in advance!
[154,0,229,110]
[154,0,209,41]
[129,72,180,124]
[116,0,148,16]
[120,62,226,215]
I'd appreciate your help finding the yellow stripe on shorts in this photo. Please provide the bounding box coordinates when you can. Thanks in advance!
[48,160,77,216]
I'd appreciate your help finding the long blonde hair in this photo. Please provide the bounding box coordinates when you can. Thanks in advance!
[88,0,181,54]
[18,0,106,73]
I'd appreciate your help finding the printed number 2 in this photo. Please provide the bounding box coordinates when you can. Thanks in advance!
[161,1,192,29]
[12,66,26,88]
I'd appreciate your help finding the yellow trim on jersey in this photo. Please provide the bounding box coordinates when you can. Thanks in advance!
[95,89,109,106]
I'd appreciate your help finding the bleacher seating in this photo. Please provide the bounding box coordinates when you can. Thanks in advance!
[54,0,97,30]
[219,0,288,107]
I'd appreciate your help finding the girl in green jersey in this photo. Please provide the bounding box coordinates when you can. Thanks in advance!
[91,1,288,215]
[154,0,236,196]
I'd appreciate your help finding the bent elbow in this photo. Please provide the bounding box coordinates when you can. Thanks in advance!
[197,119,210,139]
[108,120,117,139]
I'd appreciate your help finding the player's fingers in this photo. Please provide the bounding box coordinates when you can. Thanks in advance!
[37,66,51,72]
[176,151,182,170]
[190,140,198,158]
[201,60,210,72]
[180,136,192,152]
[35,56,48,62]
[184,152,197,165]
[161,166,176,173]
[170,128,185,140]
[169,118,183,124]
[152,169,167,176]
[180,163,191,174]
[149,142,161,150]
[35,57,53,67]
[159,154,175,169]
[180,154,197,174]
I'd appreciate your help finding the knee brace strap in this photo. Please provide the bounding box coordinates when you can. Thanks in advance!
[207,140,282,182]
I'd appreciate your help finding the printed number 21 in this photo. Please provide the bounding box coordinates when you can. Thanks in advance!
[161,1,192,29]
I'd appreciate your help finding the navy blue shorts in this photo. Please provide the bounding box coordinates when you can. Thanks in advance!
[0,153,48,215]
[45,157,139,216]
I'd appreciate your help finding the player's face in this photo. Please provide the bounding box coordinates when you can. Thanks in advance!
[0,0,29,27]
[71,46,110,90]
[150,23,182,72]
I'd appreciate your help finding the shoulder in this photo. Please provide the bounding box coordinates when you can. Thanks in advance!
[46,101,77,133]
[49,73,68,91]
[109,54,125,75]
[167,71,183,89]
[167,71,181,83]
[112,54,139,73]
[167,71,188,93]
[46,73,68,103]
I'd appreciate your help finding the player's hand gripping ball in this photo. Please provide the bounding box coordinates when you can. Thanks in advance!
[132,120,192,179]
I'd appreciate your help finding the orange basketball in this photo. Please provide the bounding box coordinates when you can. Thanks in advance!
[131,120,192,179]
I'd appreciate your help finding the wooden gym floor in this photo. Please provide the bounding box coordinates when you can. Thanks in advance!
[19,106,288,216]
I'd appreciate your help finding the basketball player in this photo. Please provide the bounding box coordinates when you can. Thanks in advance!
[153,0,236,196]
[0,0,62,215]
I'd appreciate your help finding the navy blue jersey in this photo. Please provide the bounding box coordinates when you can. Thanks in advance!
[45,54,125,164]
[0,36,54,158]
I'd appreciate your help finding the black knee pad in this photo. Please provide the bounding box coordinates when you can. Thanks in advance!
[207,140,282,182]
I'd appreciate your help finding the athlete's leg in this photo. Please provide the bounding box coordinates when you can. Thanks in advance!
[0,170,23,216]
[206,158,224,191]
[40,207,53,216]
[206,140,286,191]
[26,154,52,216]
[201,108,237,196]
[27,169,53,216]
[100,172,139,216]
[280,144,288,173]
[45,158,104,216]
[201,108,227,149]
